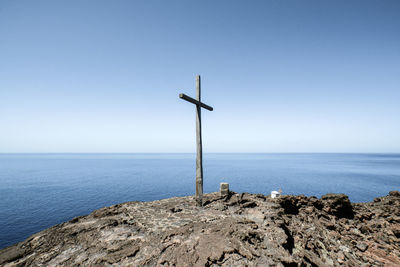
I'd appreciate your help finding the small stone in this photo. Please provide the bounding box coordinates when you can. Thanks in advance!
[339,245,350,253]
[359,225,370,234]
[304,206,314,213]
[356,242,368,252]
[351,228,362,236]
[337,251,345,263]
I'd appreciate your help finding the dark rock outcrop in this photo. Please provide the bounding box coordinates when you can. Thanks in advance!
[1,191,399,266]
[320,193,354,219]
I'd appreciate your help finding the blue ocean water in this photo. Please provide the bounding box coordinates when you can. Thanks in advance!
[0,153,399,249]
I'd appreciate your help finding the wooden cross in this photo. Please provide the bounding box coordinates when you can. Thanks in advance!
[179,75,213,206]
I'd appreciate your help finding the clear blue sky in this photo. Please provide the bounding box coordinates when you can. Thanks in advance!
[1,0,399,153]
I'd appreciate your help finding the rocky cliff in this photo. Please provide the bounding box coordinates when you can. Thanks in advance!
[1,191,399,266]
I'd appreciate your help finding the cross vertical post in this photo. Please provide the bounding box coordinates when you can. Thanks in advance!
[195,75,203,206]
[179,75,213,206]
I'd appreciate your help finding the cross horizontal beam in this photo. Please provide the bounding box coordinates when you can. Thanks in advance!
[179,93,213,111]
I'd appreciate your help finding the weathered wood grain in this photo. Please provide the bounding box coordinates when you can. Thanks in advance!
[179,75,213,206]
[179,94,213,111]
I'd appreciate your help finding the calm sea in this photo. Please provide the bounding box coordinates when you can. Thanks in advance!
[0,153,399,249]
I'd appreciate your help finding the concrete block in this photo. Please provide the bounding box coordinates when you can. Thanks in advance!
[220,182,229,196]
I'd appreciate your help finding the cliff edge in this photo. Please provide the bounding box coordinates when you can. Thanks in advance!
[1,191,399,266]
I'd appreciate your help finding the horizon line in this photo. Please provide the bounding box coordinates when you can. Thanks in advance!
[1,152,399,154]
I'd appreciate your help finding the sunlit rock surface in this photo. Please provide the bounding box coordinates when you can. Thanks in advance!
[1,191,399,266]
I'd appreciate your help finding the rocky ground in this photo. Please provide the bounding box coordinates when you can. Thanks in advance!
[0,191,399,267]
